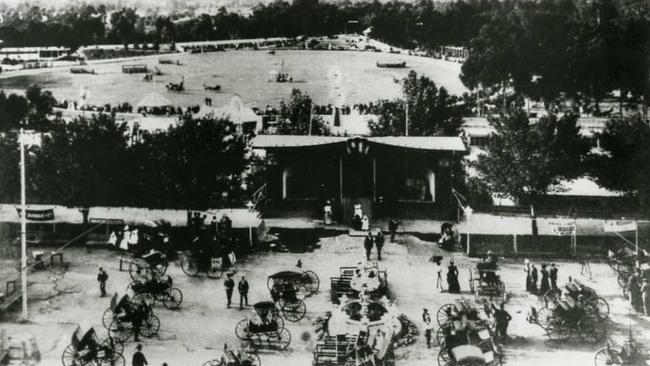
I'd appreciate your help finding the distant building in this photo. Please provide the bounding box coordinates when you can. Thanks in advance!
[0,46,71,61]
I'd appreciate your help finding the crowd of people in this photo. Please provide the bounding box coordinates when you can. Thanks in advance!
[523,260,559,295]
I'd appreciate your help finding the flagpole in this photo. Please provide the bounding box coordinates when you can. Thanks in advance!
[20,127,28,321]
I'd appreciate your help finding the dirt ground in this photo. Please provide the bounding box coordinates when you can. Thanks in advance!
[1,233,649,366]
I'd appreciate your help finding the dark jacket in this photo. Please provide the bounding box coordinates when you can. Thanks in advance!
[97,271,108,283]
[132,350,148,366]
[238,280,249,293]
[224,278,235,290]
[364,236,373,250]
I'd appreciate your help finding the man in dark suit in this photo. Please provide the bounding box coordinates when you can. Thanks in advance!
[364,233,373,260]
[238,276,249,309]
[224,273,235,308]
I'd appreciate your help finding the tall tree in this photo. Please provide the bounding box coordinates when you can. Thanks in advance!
[277,89,329,135]
[475,112,590,209]
[110,8,138,50]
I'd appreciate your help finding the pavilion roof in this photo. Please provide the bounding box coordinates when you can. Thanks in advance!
[251,135,467,152]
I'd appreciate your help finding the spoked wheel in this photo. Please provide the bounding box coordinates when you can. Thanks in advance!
[585,296,610,320]
[436,304,455,326]
[435,325,447,347]
[437,349,451,366]
[99,354,125,366]
[102,308,115,329]
[160,288,183,310]
[536,307,553,330]
[100,337,124,359]
[282,300,306,322]
[301,270,320,294]
[543,288,562,307]
[266,277,275,291]
[235,319,250,340]
[141,314,161,337]
[180,256,200,277]
[594,347,622,366]
[274,327,291,350]
[546,320,568,341]
[109,320,133,343]
[61,344,78,366]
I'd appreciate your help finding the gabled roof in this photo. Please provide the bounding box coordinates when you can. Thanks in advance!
[251,135,467,152]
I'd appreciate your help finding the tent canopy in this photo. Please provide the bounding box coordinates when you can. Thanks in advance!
[137,92,172,108]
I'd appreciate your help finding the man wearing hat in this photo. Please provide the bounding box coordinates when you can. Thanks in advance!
[422,308,433,347]
[132,344,148,366]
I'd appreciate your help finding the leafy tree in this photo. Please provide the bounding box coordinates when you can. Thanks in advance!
[110,8,137,50]
[369,71,465,136]
[277,89,329,135]
[589,115,650,211]
[475,111,590,209]
[0,133,20,203]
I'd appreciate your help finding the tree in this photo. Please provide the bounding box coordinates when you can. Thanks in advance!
[475,112,590,209]
[369,71,465,136]
[0,133,20,203]
[0,86,55,132]
[589,115,650,212]
[276,89,329,135]
[110,8,138,50]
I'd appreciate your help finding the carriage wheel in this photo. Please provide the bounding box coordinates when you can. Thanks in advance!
[180,256,200,277]
[594,347,621,366]
[617,272,629,288]
[102,308,115,329]
[109,320,133,343]
[282,300,306,322]
[207,264,224,279]
[543,288,562,307]
[266,277,275,291]
[536,307,553,330]
[249,334,263,349]
[301,270,320,294]
[141,314,161,337]
[437,349,451,366]
[100,336,124,359]
[436,304,455,326]
[586,296,610,320]
[546,319,568,341]
[243,352,261,366]
[161,288,183,310]
[235,319,250,340]
[61,344,78,366]
[99,354,125,366]
[274,327,291,350]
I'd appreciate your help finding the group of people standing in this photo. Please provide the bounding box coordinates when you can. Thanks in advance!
[524,260,558,295]
[364,231,385,261]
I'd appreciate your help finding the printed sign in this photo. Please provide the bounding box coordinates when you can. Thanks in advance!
[603,220,637,232]
[16,207,55,221]
[548,221,576,236]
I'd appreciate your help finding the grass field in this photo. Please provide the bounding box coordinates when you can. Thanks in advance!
[0,50,468,109]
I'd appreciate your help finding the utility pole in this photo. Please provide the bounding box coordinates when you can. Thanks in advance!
[405,101,409,136]
[19,127,28,321]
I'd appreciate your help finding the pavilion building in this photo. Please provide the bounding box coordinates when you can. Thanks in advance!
[251,135,468,221]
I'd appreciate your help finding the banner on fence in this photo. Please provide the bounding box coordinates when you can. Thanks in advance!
[603,220,637,233]
[549,221,576,236]
[15,207,55,221]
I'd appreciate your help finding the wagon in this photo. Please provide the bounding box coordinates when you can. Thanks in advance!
[102,293,161,343]
[61,327,125,366]
[234,301,291,351]
[469,263,506,302]
[269,281,307,322]
[128,249,168,282]
[529,296,607,343]
[436,321,502,366]
[128,274,183,310]
[267,270,319,297]
[542,280,609,320]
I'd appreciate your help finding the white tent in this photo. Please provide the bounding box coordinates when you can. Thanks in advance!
[137,92,172,109]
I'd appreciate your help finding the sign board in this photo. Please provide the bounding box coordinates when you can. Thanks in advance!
[548,221,576,236]
[15,207,55,221]
[603,220,637,233]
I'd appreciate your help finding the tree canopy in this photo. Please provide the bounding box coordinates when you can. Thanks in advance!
[475,112,590,205]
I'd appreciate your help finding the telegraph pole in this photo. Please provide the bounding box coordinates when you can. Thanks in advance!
[19,127,28,321]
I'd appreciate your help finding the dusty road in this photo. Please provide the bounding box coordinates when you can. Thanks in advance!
[1,233,648,366]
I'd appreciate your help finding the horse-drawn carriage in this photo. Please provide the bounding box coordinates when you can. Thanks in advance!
[102,293,161,343]
[234,301,291,351]
[469,262,506,302]
[594,333,648,366]
[62,327,125,366]
[330,263,389,303]
[529,281,607,343]
[202,344,261,366]
[128,273,183,310]
[435,299,502,366]
[166,80,184,92]
[267,270,319,297]
[268,279,307,322]
[128,249,169,282]
[180,250,232,278]
[608,248,650,296]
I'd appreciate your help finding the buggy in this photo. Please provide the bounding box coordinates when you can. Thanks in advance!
[128,249,168,282]
[61,327,125,366]
[469,262,506,302]
[101,293,161,343]
[234,301,291,351]
[542,280,609,320]
[128,274,183,310]
[594,333,648,366]
[269,281,307,322]
[267,270,319,297]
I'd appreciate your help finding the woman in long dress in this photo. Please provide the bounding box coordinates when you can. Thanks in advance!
[447,260,460,293]
[540,264,551,295]
[524,259,532,292]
